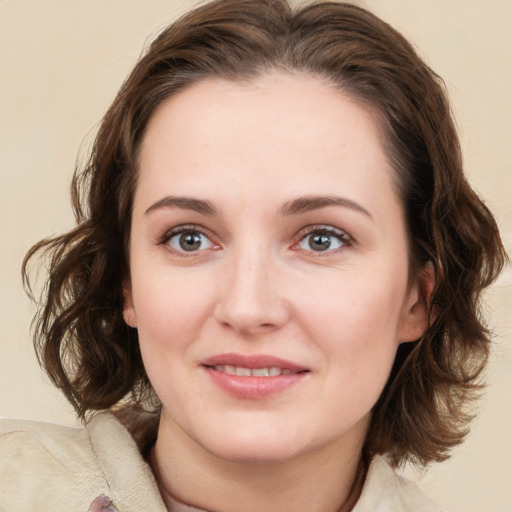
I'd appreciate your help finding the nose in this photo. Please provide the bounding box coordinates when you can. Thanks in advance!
[213,248,289,336]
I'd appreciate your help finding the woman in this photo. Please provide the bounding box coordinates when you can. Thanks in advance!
[0,0,507,510]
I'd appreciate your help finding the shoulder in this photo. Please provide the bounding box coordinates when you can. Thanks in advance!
[354,455,445,512]
[0,416,93,464]
[0,415,111,510]
[0,412,165,511]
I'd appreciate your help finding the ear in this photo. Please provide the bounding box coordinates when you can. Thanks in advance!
[398,262,436,343]
[122,278,138,328]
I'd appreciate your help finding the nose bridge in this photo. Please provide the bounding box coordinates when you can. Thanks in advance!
[214,240,287,334]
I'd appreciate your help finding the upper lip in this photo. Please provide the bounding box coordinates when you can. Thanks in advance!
[201,353,308,372]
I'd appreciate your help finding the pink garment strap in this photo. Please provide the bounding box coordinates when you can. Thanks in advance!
[88,494,119,512]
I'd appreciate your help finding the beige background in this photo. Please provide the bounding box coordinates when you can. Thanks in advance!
[1,1,511,511]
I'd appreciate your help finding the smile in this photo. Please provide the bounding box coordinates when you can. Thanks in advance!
[201,353,309,399]
[210,365,296,377]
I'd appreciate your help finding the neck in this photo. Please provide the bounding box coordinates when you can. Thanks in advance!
[150,413,367,512]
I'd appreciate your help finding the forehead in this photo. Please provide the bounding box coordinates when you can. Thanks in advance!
[136,71,398,217]
[141,71,385,153]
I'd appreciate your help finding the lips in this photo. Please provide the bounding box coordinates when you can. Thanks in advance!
[201,353,309,399]
[202,353,307,372]
[210,365,295,377]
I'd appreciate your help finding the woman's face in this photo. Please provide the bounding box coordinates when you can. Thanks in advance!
[124,71,428,463]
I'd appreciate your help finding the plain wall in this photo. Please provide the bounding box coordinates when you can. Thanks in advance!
[1,1,511,511]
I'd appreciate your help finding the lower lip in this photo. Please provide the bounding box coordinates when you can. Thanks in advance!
[204,367,307,399]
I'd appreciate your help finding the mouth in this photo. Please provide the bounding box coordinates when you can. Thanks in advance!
[206,365,305,377]
[201,353,309,399]
[201,353,308,374]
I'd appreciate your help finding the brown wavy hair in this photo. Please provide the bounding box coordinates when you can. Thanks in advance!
[23,0,507,467]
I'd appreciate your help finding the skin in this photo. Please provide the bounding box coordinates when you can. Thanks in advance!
[123,71,430,511]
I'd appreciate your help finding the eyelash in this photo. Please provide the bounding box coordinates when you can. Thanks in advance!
[294,225,353,253]
[159,224,217,255]
[159,224,352,255]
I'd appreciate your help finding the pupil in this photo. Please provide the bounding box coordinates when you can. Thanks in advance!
[180,233,201,251]
[310,234,331,251]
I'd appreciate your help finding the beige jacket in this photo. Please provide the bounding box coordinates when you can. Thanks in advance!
[0,412,443,511]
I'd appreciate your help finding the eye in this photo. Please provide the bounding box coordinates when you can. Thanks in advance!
[165,228,215,253]
[297,227,351,252]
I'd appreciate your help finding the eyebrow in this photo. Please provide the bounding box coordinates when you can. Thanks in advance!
[144,196,219,216]
[144,194,371,219]
[280,195,372,218]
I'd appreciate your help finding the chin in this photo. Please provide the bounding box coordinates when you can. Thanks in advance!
[208,441,300,465]
[198,424,306,465]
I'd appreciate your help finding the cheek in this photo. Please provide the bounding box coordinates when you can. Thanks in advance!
[301,278,404,425]
[298,269,406,340]
[132,270,218,410]
[294,270,407,380]
[132,267,217,354]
